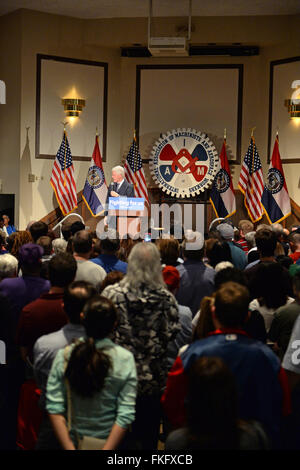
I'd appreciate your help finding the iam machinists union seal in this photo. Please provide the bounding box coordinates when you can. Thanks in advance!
[149,128,219,198]
[87,166,105,189]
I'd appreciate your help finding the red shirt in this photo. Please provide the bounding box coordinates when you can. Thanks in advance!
[16,292,68,358]
[289,252,300,263]
[236,237,249,254]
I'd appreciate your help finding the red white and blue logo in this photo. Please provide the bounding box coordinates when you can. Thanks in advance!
[149,128,219,198]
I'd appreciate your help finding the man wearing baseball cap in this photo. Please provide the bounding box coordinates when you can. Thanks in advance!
[216,223,247,270]
[176,230,215,317]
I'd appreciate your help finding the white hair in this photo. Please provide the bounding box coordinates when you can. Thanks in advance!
[245,231,256,248]
[112,166,125,178]
[0,254,18,279]
[124,242,164,290]
[52,238,67,255]
[214,261,234,273]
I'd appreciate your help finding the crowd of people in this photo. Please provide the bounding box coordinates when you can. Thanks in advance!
[1,215,300,450]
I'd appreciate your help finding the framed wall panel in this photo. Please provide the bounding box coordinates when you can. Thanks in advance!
[268,56,300,163]
[135,64,243,164]
[36,54,108,161]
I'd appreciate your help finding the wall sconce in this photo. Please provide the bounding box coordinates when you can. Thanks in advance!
[285,80,300,119]
[284,98,300,118]
[61,98,85,117]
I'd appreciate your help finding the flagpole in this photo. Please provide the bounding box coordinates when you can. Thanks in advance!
[132,129,137,191]
[250,127,256,194]
[61,121,69,187]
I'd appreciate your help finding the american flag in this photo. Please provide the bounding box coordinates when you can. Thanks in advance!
[238,136,264,223]
[50,131,77,216]
[124,139,149,205]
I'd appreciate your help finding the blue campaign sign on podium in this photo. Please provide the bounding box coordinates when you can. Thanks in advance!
[108,197,144,211]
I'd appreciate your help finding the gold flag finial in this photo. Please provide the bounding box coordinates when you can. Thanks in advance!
[224,128,227,140]
[61,121,69,132]
[251,126,256,137]
[133,129,136,141]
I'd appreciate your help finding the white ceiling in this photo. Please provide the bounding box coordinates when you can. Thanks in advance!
[0,0,300,19]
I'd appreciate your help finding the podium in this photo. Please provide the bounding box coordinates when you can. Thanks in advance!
[108,197,146,238]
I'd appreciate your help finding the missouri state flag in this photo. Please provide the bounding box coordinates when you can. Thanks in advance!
[82,135,108,216]
[261,136,291,224]
[210,139,236,219]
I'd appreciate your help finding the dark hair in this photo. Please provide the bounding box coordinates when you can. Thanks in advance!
[36,236,52,256]
[29,221,48,242]
[7,232,17,253]
[65,295,117,397]
[82,295,118,338]
[100,237,120,253]
[276,255,293,271]
[63,281,97,323]
[118,237,136,262]
[48,252,77,287]
[156,238,180,266]
[214,282,250,328]
[100,271,125,292]
[293,271,300,296]
[253,262,290,309]
[72,230,92,254]
[70,221,85,236]
[186,357,239,449]
[215,267,248,290]
[193,296,215,341]
[65,339,111,398]
[255,229,277,257]
[206,240,232,268]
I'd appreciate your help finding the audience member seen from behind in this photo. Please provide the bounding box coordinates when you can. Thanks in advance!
[237,220,254,254]
[162,265,192,368]
[0,254,18,282]
[29,221,48,243]
[216,223,247,270]
[102,242,179,450]
[16,252,77,362]
[176,230,215,317]
[249,262,294,333]
[166,356,270,450]
[52,238,67,255]
[33,281,97,450]
[0,243,50,332]
[162,282,290,448]
[100,271,125,293]
[268,271,300,360]
[90,229,127,274]
[72,230,106,291]
[9,231,33,259]
[205,239,233,269]
[156,238,181,267]
[46,295,137,450]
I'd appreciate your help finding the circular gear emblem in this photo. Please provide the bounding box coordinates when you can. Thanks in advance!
[87,166,105,189]
[214,168,230,194]
[266,168,284,194]
[149,128,219,198]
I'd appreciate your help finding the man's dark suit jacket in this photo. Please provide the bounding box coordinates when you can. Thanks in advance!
[105,179,135,216]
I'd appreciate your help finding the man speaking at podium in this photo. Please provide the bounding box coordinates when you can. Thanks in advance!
[105,166,135,228]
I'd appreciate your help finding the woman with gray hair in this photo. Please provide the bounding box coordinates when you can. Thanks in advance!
[0,254,18,281]
[102,242,179,450]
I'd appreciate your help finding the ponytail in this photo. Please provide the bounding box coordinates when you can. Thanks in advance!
[65,338,111,398]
